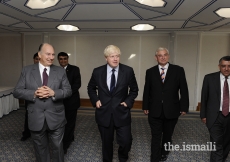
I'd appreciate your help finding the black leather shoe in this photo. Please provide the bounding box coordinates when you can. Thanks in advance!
[160,155,168,161]
[64,148,67,154]
[20,136,30,141]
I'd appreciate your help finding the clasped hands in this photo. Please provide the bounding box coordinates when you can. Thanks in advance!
[34,86,55,99]
[96,100,127,108]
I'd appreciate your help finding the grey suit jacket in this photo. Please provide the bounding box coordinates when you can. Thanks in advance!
[13,63,72,131]
[200,72,221,129]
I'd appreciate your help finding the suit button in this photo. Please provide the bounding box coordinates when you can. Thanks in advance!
[43,100,45,102]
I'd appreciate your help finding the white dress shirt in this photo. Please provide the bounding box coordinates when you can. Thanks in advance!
[220,73,230,111]
[38,62,50,84]
[158,63,169,77]
[107,64,119,91]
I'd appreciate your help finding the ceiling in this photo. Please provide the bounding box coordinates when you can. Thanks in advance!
[1,0,230,34]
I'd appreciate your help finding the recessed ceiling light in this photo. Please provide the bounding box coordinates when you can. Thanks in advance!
[215,8,230,18]
[26,0,60,9]
[135,0,165,7]
[131,24,154,31]
[57,25,80,31]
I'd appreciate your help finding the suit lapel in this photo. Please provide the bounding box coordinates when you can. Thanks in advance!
[214,72,221,102]
[47,65,57,87]
[31,64,42,87]
[153,66,162,84]
[101,65,110,94]
[114,64,124,94]
[163,63,172,84]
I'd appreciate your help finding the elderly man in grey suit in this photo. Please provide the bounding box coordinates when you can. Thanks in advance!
[13,43,72,162]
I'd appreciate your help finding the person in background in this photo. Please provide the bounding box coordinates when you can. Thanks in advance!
[14,43,72,162]
[142,47,189,162]
[87,45,138,162]
[57,52,81,154]
[201,56,230,161]
[20,53,39,141]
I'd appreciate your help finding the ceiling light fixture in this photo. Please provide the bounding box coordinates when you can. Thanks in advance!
[26,0,60,9]
[57,25,80,31]
[131,24,154,31]
[215,8,230,18]
[135,0,165,7]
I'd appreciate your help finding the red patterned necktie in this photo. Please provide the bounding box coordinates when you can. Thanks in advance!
[161,68,165,83]
[42,68,48,86]
[222,76,229,116]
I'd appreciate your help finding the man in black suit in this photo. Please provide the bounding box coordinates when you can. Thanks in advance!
[58,52,81,154]
[201,56,230,162]
[142,47,189,162]
[88,45,138,162]
[21,53,39,141]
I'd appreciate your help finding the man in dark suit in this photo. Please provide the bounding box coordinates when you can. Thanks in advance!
[201,56,230,162]
[142,47,189,162]
[57,52,81,154]
[13,43,72,162]
[87,45,138,162]
[21,53,39,141]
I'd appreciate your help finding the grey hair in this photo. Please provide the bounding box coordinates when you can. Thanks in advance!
[155,47,169,55]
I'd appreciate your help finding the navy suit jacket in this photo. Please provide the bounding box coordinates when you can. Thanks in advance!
[87,63,139,127]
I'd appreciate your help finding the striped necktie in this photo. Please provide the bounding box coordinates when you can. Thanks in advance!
[161,68,165,83]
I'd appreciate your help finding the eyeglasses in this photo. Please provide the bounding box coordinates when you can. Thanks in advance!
[58,58,68,60]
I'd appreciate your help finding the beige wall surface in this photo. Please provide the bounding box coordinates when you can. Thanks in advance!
[1,32,229,110]
[0,35,22,87]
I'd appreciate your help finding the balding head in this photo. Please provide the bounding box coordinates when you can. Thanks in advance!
[38,43,55,67]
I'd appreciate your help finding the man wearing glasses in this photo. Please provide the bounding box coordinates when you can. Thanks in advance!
[57,52,81,154]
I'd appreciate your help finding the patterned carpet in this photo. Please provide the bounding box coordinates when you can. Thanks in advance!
[0,108,229,162]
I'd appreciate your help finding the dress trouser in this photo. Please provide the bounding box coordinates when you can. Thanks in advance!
[209,112,230,162]
[98,115,132,162]
[30,120,65,162]
[63,108,78,150]
[148,110,178,162]
[22,101,31,137]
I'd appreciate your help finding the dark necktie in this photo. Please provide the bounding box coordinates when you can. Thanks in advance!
[222,76,229,116]
[110,69,116,93]
[43,68,48,86]
[161,68,165,83]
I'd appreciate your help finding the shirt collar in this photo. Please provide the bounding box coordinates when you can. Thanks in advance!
[159,63,169,69]
[220,72,229,79]
[107,64,119,73]
[39,62,50,72]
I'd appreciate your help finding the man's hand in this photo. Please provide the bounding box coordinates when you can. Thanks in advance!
[180,111,186,116]
[120,102,127,107]
[143,110,149,115]
[34,86,55,98]
[201,118,206,124]
[96,100,102,108]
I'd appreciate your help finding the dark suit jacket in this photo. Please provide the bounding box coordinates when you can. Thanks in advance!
[13,64,72,131]
[87,63,139,127]
[200,72,221,129]
[142,63,189,119]
[64,64,81,110]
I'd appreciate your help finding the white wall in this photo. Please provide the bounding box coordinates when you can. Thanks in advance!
[1,32,229,110]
